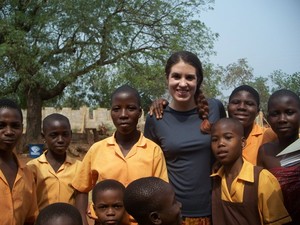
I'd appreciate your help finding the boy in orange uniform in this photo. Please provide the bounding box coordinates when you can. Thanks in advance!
[0,98,38,225]
[92,179,129,225]
[72,85,168,225]
[27,113,81,210]
[123,177,182,225]
[210,118,291,225]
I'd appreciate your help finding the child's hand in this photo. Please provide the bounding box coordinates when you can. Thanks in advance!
[148,98,168,119]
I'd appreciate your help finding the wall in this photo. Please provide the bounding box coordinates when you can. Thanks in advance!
[22,106,145,134]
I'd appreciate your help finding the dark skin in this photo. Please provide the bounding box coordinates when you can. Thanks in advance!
[0,108,35,225]
[257,95,300,169]
[110,91,142,157]
[211,119,245,191]
[0,108,23,190]
[77,90,142,225]
[41,119,72,172]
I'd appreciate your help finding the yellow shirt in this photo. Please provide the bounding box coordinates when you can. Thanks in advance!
[211,160,291,225]
[72,132,168,192]
[27,151,81,210]
[0,154,38,225]
[244,124,277,165]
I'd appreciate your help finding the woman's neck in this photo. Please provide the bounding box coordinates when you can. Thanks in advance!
[169,100,196,111]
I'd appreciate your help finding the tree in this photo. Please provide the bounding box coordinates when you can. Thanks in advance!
[222,58,254,89]
[270,70,300,96]
[245,76,270,114]
[0,0,217,148]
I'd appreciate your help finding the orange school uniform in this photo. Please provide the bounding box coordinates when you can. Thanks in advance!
[27,151,81,210]
[0,154,38,225]
[243,124,276,165]
[211,160,291,225]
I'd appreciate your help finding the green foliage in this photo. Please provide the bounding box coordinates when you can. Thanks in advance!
[270,70,300,96]
[222,58,254,89]
[0,0,217,144]
[245,76,270,114]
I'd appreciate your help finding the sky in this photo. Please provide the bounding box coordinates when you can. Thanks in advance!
[200,0,300,78]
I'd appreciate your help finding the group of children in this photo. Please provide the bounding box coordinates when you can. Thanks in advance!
[0,85,299,225]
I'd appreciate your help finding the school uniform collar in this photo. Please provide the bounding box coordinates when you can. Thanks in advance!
[107,132,146,148]
[37,150,75,164]
[249,123,264,137]
[211,159,255,183]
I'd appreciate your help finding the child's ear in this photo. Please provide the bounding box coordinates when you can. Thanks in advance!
[241,137,246,148]
[149,211,162,225]
[139,107,142,118]
[41,132,45,142]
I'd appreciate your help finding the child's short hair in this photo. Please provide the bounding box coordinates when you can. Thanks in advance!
[35,202,82,225]
[42,113,71,131]
[92,179,125,203]
[111,85,141,107]
[0,98,23,122]
[229,85,260,109]
[123,177,169,224]
[268,89,300,110]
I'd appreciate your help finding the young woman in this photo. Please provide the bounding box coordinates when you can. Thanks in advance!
[144,51,225,225]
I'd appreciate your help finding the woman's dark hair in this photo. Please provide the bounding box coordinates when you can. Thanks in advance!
[165,51,210,133]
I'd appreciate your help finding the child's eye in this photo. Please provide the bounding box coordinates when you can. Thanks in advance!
[114,204,123,209]
[211,137,218,142]
[111,107,120,112]
[224,135,233,140]
[97,205,107,210]
[286,110,295,116]
[245,101,255,106]
[229,99,240,105]
[11,122,22,129]
[128,106,138,111]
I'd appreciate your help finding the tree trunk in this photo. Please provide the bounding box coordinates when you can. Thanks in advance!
[23,89,43,152]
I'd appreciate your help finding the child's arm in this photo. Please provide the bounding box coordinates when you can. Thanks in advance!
[75,191,89,225]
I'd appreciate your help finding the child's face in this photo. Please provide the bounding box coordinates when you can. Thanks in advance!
[93,189,125,225]
[228,91,259,129]
[268,95,300,138]
[211,121,245,165]
[111,92,141,135]
[157,185,182,225]
[0,108,23,153]
[42,120,71,156]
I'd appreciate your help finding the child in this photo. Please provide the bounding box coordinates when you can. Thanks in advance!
[27,113,81,210]
[257,89,300,224]
[72,85,168,225]
[35,202,82,225]
[123,177,182,225]
[92,179,129,225]
[0,98,38,225]
[210,118,291,225]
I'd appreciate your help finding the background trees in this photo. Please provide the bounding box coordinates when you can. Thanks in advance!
[0,1,298,150]
[0,0,217,147]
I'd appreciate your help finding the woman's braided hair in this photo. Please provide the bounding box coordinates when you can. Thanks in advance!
[165,51,211,133]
